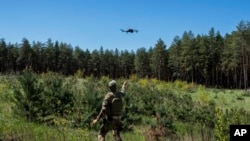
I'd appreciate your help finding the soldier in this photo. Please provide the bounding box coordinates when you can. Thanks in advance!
[92,80,127,141]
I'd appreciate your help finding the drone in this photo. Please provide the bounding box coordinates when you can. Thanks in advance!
[120,28,138,33]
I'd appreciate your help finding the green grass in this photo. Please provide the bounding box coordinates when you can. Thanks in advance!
[0,119,145,141]
[188,88,250,111]
[1,75,250,141]
[0,82,145,141]
[163,80,250,111]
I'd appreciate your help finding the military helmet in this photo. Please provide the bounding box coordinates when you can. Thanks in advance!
[108,80,116,88]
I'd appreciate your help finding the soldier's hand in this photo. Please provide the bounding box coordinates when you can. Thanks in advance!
[123,81,127,87]
[91,119,98,126]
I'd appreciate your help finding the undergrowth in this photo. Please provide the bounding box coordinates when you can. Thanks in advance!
[1,74,250,141]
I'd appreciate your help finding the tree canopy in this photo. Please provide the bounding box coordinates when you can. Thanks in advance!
[1,20,250,89]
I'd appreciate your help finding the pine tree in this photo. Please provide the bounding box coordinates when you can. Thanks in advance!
[150,38,167,80]
[134,47,150,77]
[16,38,33,71]
[168,36,182,80]
[0,38,7,72]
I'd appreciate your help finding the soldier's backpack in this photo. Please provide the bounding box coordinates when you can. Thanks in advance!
[110,92,123,116]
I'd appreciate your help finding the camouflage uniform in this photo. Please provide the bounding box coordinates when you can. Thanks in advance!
[95,80,126,141]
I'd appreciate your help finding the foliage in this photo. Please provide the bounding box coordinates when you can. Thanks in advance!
[13,71,74,123]
[70,77,103,129]
[1,74,250,140]
[1,20,250,89]
[215,107,249,141]
[150,39,168,80]
[39,72,74,121]
[134,47,151,78]
[13,70,43,121]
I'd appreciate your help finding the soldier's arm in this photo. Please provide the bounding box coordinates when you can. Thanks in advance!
[120,81,127,94]
[95,94,110,121]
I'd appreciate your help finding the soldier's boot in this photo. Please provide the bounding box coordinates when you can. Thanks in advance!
[113,130,122,141]
[98,134,105,141]
[114,135,122,141]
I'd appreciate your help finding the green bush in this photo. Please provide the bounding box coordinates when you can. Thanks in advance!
[8,74,250,140]
[215,107,249,141]
[39,72,74,122]
[71,77,103,129]
[13,71,74,123]
[13,70,43,121]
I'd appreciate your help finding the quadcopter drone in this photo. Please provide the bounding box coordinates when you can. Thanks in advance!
[120,28,138,33]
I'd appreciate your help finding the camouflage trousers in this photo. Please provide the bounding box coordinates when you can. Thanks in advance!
[98,117,122,141]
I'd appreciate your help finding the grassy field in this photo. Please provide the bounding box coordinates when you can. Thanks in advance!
[190,87,250,111]
[1,75,250,141]
[0,76,146,141]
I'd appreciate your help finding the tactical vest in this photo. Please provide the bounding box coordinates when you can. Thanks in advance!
[108,92,123,116]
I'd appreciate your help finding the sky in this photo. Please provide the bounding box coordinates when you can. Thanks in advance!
[1,0,250,52]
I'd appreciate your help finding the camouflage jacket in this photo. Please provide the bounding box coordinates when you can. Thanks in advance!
[96,86,125,121]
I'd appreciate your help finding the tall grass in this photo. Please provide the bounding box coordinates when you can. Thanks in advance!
[1,74,250,141]
[0,75,145,141]
[1,118,145,141]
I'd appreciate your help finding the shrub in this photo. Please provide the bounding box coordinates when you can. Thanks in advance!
[215,107,248,141]
[13,70,43,121]
[39,72,74,121]
[13,71,74,123]
[242,91,250,97]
